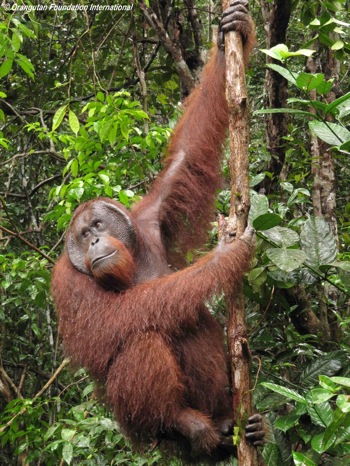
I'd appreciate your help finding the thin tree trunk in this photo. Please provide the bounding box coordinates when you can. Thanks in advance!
[222,1,257,464]
[260,0,291,188]
[307,38,340,341]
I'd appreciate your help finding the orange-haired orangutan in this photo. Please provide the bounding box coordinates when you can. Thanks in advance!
[51,0,264,459]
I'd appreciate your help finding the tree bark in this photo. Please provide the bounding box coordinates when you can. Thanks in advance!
[306,35,340,341]
[260,0,291,188]
[222,2,258,464]
[139,1,196,95]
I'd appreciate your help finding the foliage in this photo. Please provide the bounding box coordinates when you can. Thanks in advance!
[0,386,170,465]
[260,372,350,465]
[31,90,170,230]
[0,0,350,465]
[258,44,350,153]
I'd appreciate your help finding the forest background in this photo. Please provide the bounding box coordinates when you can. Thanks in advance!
[1,0,350,465]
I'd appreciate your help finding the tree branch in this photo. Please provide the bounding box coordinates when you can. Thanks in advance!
[222,1,258,464]
[0,224,55,264]
[138,0,196,94]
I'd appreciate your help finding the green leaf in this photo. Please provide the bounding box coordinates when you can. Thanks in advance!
[266,63,297,85]
[108,123,118,145]
[287,188,310,206]
[262,443,280,466]
[68,187,84,200]
[52,105,68,131]
[247,267,267,288]
[253,213,283,231]
[295,72,318,90]
[249,173,265,187]
[275,413,301,432]
[120,120,130,140]
[98,119,113,142]
[100,417,115,430]
[331,40,344,50]
[284,48,315,58]
[261,44,314,62]
[262,226,299,248]
[332,261,350,287]
[248,192,269,223]
[300,216,337,267]
[255,108,315,118]
[261,383,306,403]
[16,21,36,39]
[309,120,350,146]
[319,375,338,391]
[61,428,76,441]
[261,44,289,62]
[308,402,334,428]
[326,91,350,114]
[306,388,334,404]
[296,72,327,92]
[11,29,22,52]
[336,395,350,413]
[82,383,94,398]
[332,261,350,272]
[96,91,104,102]
[44,424,59,440]
[68,110,80,135]
[266,248,306,272]
[16,54,34,79]
[0,58,13,78]
[280,182,294,193]
[301,351,345,386]
[292,451,317,466]
[62,443,73,465]
[288,98,328,113]
[70,159,79,177]
[311,431,336,453]
[330,377,350,388]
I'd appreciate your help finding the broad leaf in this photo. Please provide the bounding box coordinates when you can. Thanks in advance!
[266,248,306,272]
[68,110,80,135]
[307,402,334,428]
[292,451,317,466]
[61,428,76,441]
[275,413,301,432]
[16,53,34,79]
[300,217,337,268]
[62,443,73,465]
[249,173,265,187]
[336,395,350,413]
[331,376,350,388]
[253,213,283,231]
[263,226,299,248]
[0,58,13,78]
[248,267,267,288]
[331,40,344,50]
[262,443,280,466]
[261,383,306,403]
[296,72,326,92]
[260,44,289,62]
[309,120,350,146]
[301,351,345,386]
[266,63,296,85]
[332,261,350,287]
[248,192,269,223]
[52,105,67,131]
[255,108,315,118]
[306,388,334,404]
[261,44,314,62]
[311,431,335,453]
